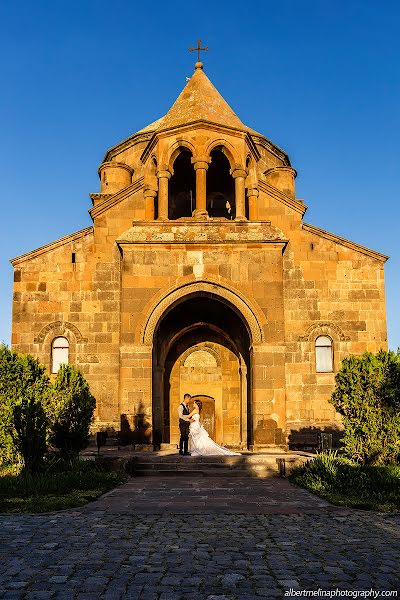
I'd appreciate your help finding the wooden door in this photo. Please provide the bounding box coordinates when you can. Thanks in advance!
[192,395,215,440]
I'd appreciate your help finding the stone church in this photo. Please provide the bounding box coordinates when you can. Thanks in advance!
[10,59,388,450]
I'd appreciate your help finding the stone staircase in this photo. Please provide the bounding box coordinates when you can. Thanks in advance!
[128,452,310,478]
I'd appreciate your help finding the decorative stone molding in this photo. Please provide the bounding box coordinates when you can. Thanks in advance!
[298,322,350,342]
[97,161,133,177]
[156,168,172,180]
[34,321,87,344]
[165,140,196,171]
[205,139,238,168]
[191,157,211,171]
[183,350,218,368]
[230,167,248,179]
[141,280,265,345]
[180,343,221,367]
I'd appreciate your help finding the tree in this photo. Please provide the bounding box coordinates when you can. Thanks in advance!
[330,350,400,465]
[0,344,51,468]
[11,395,47,475]
[50,365,96,458]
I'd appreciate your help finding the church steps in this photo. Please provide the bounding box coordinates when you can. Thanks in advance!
[128,454,308,478]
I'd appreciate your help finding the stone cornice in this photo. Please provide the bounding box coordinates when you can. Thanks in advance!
[89,192,113,205]
[303,223,389,262]
[10,226,94,266]
[251,136,290,166]
[245,133,261,162]
[89,177,145,220]
[141,135,159,164]
[98,161,133,176]
[103,132,153,163]
[259,180,307,215]
[140,121,269,164]
[116,220,287,246]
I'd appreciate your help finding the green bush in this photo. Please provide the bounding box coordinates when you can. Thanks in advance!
[330,350,400,465]
[290,452,400,511]
[0,458,127,513]
[0,345,51,468]
[50,364,96,458]
[11,396,47,475]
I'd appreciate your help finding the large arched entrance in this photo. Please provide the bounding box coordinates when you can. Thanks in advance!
[152,294,252,450]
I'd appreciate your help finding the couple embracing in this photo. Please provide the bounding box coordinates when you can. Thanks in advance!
[178,393,240,457]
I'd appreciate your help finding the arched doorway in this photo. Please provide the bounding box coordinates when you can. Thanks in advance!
[152,294,251,450]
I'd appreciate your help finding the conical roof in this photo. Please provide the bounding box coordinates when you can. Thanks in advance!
[131,64,264,138]
[103,62,277,163]
[160,62,248,131]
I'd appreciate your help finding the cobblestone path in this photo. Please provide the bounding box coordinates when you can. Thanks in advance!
[0,477,399,599]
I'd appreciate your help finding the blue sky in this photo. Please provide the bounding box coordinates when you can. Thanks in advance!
[0,0,399,348]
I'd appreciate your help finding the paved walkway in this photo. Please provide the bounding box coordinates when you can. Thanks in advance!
[1,476,399,599]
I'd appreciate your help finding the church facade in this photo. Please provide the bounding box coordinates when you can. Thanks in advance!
[10,60,388,450]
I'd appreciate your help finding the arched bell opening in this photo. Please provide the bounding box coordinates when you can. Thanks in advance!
[169,150,195,220]
[207,147,235,219]
[152,294,252,450]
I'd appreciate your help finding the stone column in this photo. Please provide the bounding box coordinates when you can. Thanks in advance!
[247,187,259,220]
[157,169,171,220]
[231,168,247,221]
[191,157,210,218]
[152,365,164,438]
[144,187,157,220]
[239,362,248,450]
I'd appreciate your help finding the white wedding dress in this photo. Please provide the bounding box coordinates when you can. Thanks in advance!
[189,414,241,456]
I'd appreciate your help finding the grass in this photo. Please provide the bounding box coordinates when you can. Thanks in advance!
[0,458,127,513]
[289,451,400,512]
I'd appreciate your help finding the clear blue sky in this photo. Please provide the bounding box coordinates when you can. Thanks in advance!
[0,0,399,348]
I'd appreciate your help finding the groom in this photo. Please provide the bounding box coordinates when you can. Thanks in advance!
[178,393,191,455]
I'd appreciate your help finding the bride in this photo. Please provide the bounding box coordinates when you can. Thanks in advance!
[187,398,240,456]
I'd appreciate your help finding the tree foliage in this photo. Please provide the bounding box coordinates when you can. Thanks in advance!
[0,345,96,472]
[330,350,400,465]
[50,364,96,458]
[0,345,51,469]
[11,396,47,475]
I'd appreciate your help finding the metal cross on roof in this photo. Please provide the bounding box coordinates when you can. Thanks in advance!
[188,39,208,62]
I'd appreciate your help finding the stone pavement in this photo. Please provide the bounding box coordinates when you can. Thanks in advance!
[0,476,399,599]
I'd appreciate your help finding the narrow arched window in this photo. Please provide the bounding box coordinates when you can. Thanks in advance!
[51,337,69,373]
[315,336,333,373]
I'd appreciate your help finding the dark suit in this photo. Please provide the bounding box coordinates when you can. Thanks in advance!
[179,403,190,454]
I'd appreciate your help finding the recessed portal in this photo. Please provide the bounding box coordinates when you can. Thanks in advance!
[152,294,251,449]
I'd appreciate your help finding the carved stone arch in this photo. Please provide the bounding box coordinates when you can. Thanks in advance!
[34,321,87,344]
[164,140,196,172]
[159,322,239,366]
[140,279,265,345]
[205,139,238,169]
[180,342,221,367]
[34,321,87,374]
[298,322,350,342]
